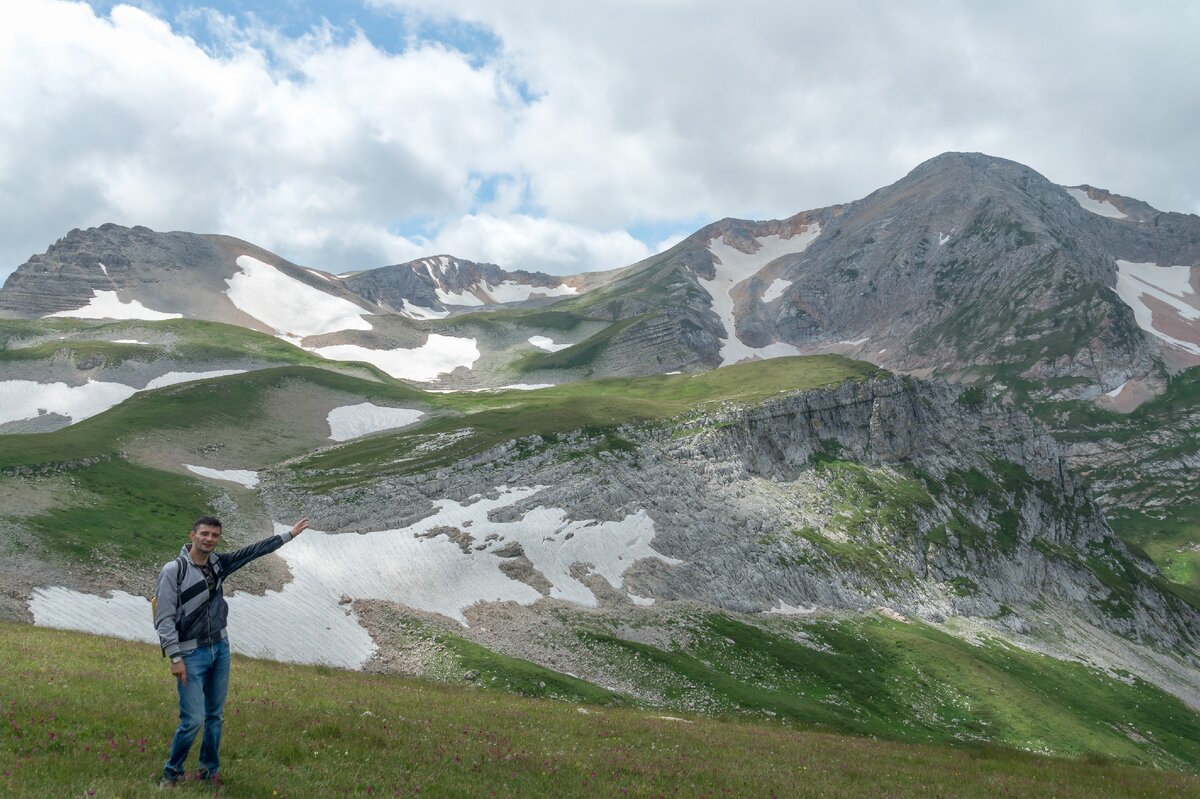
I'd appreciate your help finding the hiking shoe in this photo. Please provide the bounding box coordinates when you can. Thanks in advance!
[197,769,221,784]
[157,775,179,790]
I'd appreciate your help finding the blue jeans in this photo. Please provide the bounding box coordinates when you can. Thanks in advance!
[163,639,230,780]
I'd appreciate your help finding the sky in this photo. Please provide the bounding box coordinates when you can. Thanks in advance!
[1,1,1198,280]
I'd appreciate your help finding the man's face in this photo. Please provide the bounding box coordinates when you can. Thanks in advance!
[190,524,222,554]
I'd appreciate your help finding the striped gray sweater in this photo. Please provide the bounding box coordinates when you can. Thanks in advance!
[154,532,294,657]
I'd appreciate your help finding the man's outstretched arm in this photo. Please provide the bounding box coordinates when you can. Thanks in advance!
[219,518,309,576]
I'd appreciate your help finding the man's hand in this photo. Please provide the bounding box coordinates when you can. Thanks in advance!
[171,659,187,686]
[291,518,310,537]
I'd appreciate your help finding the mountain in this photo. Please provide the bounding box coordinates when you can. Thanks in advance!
[4,152,1200,769]
[555,153,1200,404]
[5,153,1198,399]
[340,254,605,319]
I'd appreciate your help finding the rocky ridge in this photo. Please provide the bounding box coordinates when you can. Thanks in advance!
[261,374,1200,706]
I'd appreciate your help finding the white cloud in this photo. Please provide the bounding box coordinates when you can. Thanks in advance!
[374,0,1200,222]
[2,1,1200,283]
[426,214,650,274]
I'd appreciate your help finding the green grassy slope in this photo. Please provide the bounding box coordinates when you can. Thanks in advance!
[574,613,1200,770]
[0,366,431,563]
[0,366,428,470]
[291,355,884,488]
[3,622,1197,798]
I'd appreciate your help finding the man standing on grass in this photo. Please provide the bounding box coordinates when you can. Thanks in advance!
[154,515,309,789]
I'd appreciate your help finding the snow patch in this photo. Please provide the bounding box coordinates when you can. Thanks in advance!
[226,255,372,337]
[702,227,821,365]
[312,335,480,382]
[29,588,156,644]
[484,281,577,304]
[27,486,684,668]
[184,465,259,488]
[1106,380,1130,398]
[97,262,108,275]
[145,370,245,390]
[1065,187,1128,219]
[425,383,555,394]
[0,370,249,427]
[399,300,449,320]
[938,232,951,246]
[305,268,335,283]
[839,338,869,347]
[529,335,571,352]
[761,278,793,303]
[45,290,181,321]
[0,379,137,424]
[327,402,425,441]
[112,339,149,345]
[1114,260,1200,355]
[435,287,484,306]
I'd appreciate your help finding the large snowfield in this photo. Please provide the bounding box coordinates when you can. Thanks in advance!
[225,255,374,337]
[29,487,683,669]
[702,228,821,365]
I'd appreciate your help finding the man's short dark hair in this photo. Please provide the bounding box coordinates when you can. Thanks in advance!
[192,515,223,532]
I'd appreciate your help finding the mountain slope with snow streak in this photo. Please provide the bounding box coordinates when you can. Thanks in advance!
[1114,260,1200,355]
[702,227,820,365]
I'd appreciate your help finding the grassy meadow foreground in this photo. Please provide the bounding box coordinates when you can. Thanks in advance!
[3,624,1198,798]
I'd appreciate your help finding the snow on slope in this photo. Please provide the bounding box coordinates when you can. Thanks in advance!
[702,227,821,365]
[312,335,480,383]
[1065,187,1129,219]
[184,465,259,488]
[761,279,792,303]
[45,290,182,321]
[435,286,485,306]
[435,280,577,306]
[29,486,682,669]
[485,281,577,303]
[529,335,571,352]
[0,379,137,424]
[145,369,246,389]
[399,300,449,320]
[226,255,373,337]
[0,370,248,428]
[327,402,424,441]
[1114,260,1200,355]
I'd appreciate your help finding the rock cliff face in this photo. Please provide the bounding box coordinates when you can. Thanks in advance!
[263,375,1200,700]
[0,224,228,317]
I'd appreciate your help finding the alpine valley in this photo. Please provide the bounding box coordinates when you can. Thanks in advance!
[3,152,1200,771]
